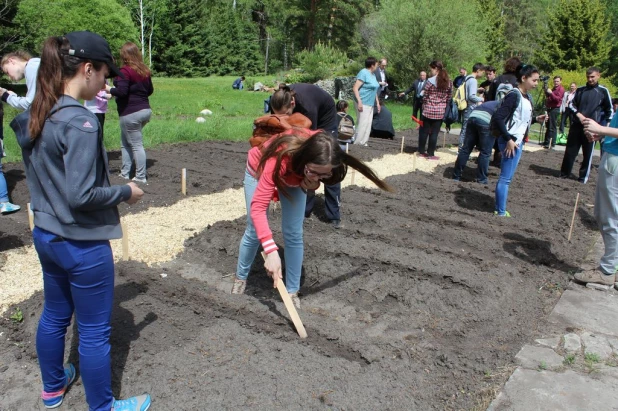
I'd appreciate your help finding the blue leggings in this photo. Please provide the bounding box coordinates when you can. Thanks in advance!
[236,170,306,293]
[33,227,115,411]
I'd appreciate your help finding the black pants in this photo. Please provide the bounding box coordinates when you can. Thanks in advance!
[418,116,443,156]
[560,124,594,182]
[559,109,573,134]
[305,182,341,221]
[543,107,560,146]
[412,98,423,119]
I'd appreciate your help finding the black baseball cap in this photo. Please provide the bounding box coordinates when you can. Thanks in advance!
[64,31,123,78]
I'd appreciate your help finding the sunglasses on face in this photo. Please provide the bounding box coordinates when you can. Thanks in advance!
[304,165,332,179]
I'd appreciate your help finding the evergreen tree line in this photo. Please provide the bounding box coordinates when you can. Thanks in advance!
[0,0,615,87]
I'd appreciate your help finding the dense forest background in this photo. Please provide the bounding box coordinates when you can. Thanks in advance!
[0,0,616,88]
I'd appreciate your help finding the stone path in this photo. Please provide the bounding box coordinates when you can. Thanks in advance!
[488,237,618,411]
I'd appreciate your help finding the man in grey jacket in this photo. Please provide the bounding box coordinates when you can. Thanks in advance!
[459,63,485,150]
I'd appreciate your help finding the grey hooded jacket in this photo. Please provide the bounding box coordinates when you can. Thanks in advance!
[10,95,131,240]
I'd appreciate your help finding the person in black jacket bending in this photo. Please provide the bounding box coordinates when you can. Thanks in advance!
[288,83,343,229]
[559,67,613,183]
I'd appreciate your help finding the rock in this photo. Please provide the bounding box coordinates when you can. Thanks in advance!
[586,283,612,291]
[314,79,335,98]
[195,117,206,123]
[200,109,212,115]
[514,345,564,369]
[535,336,561,350]
[563,333,581,353]
[581,332,613,360]
[334,76,357,101]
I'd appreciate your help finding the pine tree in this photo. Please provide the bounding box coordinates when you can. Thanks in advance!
[477,0,507,65]
[537,0,611,72]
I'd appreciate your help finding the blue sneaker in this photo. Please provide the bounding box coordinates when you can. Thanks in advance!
[0,202,20,214]
[42,363,76,409]
[112,394,151,411]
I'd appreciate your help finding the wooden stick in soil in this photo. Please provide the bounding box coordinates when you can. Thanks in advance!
[121,221,129,261]
[413,152,417,172]
[443,130,447,148]
[181,168,187,195]
[548,138,552,150]
[346,143,349,154]
[400,136,405,153]
[350,169,356,185]
[261,252,308,338]
[27,202,34,231]
[568,193,580,242]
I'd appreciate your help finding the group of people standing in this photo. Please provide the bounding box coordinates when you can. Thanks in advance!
[2,31,153,411]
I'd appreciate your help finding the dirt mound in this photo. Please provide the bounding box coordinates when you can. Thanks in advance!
[0,134,598,409]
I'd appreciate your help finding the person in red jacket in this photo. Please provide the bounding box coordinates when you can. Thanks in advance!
[231,128,392,308]
[542,76,565,148]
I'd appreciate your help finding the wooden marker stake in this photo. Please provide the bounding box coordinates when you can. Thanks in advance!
[27,202,34,231]
[548,138,552,150]
[413,152,417,172]
[121,221,129,261]
[443,130,447,148]
[400,136,405,154]
[261,252,307,338]
[568,193,580,242]
[181,168,187,195]
[346,143,349,154]
[350,169,356,185]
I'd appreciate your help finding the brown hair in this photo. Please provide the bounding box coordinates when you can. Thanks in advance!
[270,88,294,114]
[120,42,150,77]
[504,57,521,74]
[257,131,393,198]
[29,36,104,140]
[429,60,450,90]
[1,50,32,66]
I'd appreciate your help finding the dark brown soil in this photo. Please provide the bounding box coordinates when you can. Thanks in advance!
[0,133,599,410]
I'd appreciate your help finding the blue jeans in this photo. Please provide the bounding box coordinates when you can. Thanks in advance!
[33,227,115,411]
[495,139,524,215]
[458,106,473,148]
[236,170,306,293]
[453,117,493,184]
[0,155,8,202]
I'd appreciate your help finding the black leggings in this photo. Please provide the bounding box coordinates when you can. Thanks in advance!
[418,117,443,156]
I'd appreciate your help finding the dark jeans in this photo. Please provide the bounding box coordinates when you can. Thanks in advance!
[305,183,341,221]
[559,109,573,134]
[543,107,560,146]
[33,227,115,410]
[418,116,443,156]
[560,124,594,183]
[413,98,423,119]
[452,117,493,184]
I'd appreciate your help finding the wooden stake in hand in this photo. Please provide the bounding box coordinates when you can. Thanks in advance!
[121,221,129,261]
[400,136,405,154]
[27,202,34,231]
[261,252,307,338]
[568,193,580,242]
[181,168,187,195]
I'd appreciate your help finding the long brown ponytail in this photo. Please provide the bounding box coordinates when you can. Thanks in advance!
[29,36,104,140]
[430,60,451,91]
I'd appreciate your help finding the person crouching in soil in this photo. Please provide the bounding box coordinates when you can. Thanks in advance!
[232,128,392,309]
[493,64,547,217]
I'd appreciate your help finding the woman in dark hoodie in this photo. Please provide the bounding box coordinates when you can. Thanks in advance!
[11,31,150,411]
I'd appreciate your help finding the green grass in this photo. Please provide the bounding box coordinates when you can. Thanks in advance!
[1,76,447,164]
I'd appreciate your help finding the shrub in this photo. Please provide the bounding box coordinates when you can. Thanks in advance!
[293,42,348,83]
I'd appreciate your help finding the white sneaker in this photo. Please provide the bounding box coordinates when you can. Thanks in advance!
[0,202,21,214]
[132,177,147,184]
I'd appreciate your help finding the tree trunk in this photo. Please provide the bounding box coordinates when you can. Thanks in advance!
[148,14,154,67]
[139,0,145,56]
[307,0,317,49]
[327,4,336,44]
